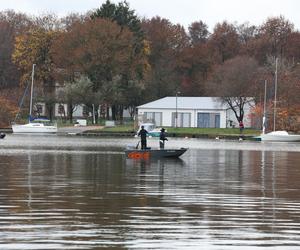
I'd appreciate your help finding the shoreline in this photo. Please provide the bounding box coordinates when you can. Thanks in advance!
[1,133,300,153]
[0,127,256,140]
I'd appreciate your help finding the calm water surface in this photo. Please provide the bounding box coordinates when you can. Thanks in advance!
[1,134,300,249]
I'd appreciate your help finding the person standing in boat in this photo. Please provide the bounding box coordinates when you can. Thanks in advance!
[138,125,148,150]
[159,128,168,149]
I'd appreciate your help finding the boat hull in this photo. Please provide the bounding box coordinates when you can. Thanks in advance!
[12,123,57,133]
[256,131,300,142]
[125,148,187,159]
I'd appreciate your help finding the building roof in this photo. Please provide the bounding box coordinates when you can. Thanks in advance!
[138,97,228,110]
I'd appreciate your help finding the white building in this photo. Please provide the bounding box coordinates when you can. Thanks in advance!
[137,97,254,128]
[34,102,87,119]
[33,102,131,120]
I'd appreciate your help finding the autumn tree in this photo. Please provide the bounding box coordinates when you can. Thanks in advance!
[0,20,17,88]
[12,24,59,120]
[52,18,144,121]
[91,0,147,77]
[188,20,209,46]
[142,17,189,99]
[0,10,32,88]
[208,56,261,123]
[266,58,300,131]
[14,29,58,85]
[285,32,300,63]
[208,21,241,63]
[91,0,148,120]
[236,22,257,44]
[176,44,212,96]
[284,65,300,131]
[91,0,144,40]
[0,89,19,127]
[169,20,212,96]
[248,16,294,64]
[260,16,294,59]
[236,22,258,57]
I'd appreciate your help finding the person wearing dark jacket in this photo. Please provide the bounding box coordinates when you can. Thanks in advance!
[159,128,168,149]
[138,125,148,150]
[239,120,244,134]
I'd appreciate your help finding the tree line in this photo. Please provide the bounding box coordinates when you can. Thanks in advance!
[0,0,300,130]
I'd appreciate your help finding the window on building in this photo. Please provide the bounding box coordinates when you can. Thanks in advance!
[82,105,89,117]
[58,104,65,115]
[197,113,220,128]
[35,104,43,115]
[172,112,191,127]
[144,112,162,126]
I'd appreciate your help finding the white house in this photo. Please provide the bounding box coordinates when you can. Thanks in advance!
[33,102,131,120]
[137,97,254,128]
[33,102,87,119]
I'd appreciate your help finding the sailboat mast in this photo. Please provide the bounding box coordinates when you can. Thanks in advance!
[273,58,278,131]
[262,80,267,134]
[29,64,35,122]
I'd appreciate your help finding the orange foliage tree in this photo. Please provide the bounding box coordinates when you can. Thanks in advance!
[52,18,146,121]
[141,17,189,99]
[276,64,300,131]
[0,95,18,127]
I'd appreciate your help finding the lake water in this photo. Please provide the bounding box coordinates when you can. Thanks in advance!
[1,134,300,250]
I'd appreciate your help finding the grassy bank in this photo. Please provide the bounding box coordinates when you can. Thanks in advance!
[99,125,135,132]
[166,127,259,135]
[91,124,260,139]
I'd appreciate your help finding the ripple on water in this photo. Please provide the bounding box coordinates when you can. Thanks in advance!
[0,136,300,249]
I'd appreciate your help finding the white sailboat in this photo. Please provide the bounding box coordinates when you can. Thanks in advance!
[259,130,300,142]
[12,64,57,134]
[257,59,300,142]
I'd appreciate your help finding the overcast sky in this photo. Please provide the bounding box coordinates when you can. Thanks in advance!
[1,0,299,31]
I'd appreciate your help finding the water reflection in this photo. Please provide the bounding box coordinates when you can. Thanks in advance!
[0,139,300,249]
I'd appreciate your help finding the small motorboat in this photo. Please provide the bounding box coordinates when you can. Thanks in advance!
[125,147,187,159]
[0,133,6,139]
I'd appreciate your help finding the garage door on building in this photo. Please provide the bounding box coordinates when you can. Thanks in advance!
[197,113,220,128]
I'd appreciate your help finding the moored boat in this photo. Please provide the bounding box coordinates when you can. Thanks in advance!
[255,130,300,142]
[125,147,187,159]
[12,64,57,134]
[254,59,300,142]
[12,119,57,134]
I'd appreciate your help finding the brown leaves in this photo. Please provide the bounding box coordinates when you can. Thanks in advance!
[0,89,19,127]
[209,21,240,63]
[52,18,134,81]
[13,28,59,87]
[208,56,261,97]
